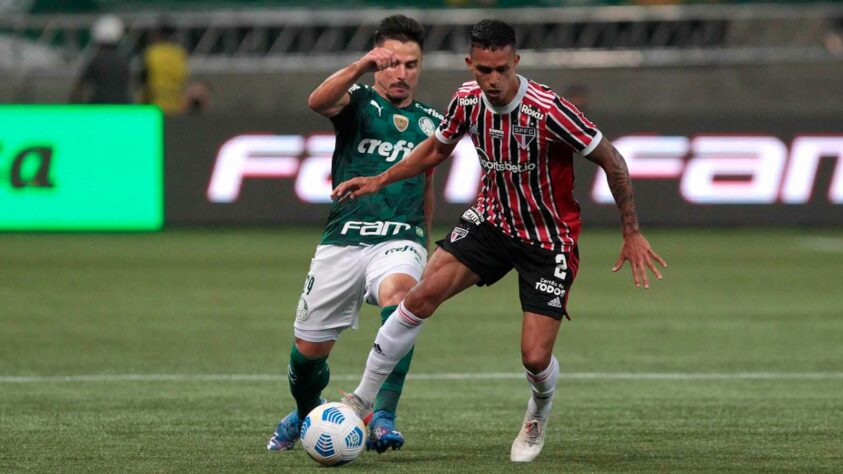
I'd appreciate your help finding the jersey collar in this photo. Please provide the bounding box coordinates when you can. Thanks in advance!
[480,74,527,115]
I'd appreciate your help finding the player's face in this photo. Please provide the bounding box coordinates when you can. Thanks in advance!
[373,39,422,106]
[465,45,521,106]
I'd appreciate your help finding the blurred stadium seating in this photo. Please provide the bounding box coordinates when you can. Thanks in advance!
[1,1,841,112]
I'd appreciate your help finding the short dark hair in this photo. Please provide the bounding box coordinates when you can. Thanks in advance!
[470,19,516,51]
[374,15,425,50]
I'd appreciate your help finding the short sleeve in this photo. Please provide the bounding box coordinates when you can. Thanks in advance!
[434,90,468,145]
[545,96,602,156]
[330,83,369,129]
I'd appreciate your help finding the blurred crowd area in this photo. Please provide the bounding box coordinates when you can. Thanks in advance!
[65,17,202,114]
[0,0,841,117]
[10,0,836,14]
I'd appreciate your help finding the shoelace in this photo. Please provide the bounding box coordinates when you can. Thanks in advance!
[523,420,542,446]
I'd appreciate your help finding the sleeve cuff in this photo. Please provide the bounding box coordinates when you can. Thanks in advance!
[435,129,459,145]
[579,130,603,157]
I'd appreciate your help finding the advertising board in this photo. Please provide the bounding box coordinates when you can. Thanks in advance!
[164,113,842,226]
[0,106,163,231]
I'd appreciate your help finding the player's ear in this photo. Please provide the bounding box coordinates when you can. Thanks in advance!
[465,55,473,68]
[514,54,520,68]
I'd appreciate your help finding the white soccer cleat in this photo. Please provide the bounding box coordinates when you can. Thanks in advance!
[510,409,549,462]
[340,392,372,422]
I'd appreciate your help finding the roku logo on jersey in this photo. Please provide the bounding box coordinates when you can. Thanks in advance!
[341,220,411,236]
[591,135,843,205]
[520,104,544,120]
[356,138,416,162]
[459,97,479,106]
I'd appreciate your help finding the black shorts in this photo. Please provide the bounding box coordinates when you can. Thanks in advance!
[436,212,579,320]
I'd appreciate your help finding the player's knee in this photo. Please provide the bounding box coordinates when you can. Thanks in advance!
[378,274,417,307]
[521,350,552,374]
[402,287,438,318]
[295,339,334,358]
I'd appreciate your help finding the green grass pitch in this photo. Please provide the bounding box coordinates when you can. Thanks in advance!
[1,227,842,472]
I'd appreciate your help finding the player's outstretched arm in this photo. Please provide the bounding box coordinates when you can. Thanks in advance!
[331,136,456,202]
[585,138,667,289]
[307,47,400,117]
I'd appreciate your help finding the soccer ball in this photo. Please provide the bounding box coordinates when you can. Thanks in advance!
[300,402,366,466]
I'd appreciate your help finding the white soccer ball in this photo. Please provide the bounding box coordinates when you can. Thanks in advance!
[300,402,366,466]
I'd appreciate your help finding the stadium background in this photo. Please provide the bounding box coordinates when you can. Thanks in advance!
[1,1,842,472]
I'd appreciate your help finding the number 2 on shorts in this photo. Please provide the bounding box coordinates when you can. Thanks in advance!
[554,254,567,280]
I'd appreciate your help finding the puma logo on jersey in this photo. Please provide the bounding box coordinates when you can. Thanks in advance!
[357,138,416,162]
[369,100,383,116]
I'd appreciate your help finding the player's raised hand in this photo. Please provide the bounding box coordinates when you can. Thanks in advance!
[359,47,400,73]
[612,232,667,289]
[331,176,384,203]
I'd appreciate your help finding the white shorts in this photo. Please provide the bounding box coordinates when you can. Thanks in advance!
[293,240,427,342]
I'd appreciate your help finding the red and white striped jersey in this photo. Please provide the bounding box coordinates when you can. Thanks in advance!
[435,75,603,252]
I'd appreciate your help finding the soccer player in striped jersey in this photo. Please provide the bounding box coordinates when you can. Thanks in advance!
[267,15,442,455]
[332,19,667,462]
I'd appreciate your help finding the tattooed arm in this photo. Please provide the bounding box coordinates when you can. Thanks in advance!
[585,138,667,289]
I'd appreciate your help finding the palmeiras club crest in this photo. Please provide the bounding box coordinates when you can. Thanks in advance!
[512,126,537,150]
[418,116,436,137]
[393,114,409,132]
[450,226,469,242]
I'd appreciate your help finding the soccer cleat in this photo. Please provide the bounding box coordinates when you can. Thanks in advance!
[267,409,301,451]
[340,392,372,422]
[510,409,549,462]
[267,398,326,451]
[366,411,405,453]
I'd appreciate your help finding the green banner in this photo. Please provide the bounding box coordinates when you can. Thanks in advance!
[0,106,163,231]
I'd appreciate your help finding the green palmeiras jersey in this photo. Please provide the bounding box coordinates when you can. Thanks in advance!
[320,83,443,247]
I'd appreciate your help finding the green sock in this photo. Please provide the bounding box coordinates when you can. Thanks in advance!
[374,305,415,416]
[288,343,330,420]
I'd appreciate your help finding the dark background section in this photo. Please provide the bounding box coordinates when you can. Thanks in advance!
[165,112,843,227]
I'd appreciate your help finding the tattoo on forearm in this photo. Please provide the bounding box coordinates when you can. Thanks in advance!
[607,146,640,234]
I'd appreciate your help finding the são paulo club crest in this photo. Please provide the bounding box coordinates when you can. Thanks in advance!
[512,126,537,150]
[450,226,469,242]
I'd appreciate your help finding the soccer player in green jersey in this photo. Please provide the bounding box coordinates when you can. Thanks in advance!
[267,15,442,454]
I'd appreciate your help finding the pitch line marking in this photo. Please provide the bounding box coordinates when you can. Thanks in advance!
[2,372,843,383]
[795,237,843,253]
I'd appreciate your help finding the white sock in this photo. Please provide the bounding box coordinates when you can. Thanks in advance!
[525,355,559,420]
[354,302,424,405]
